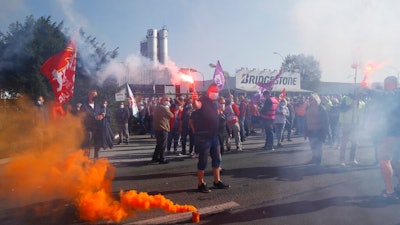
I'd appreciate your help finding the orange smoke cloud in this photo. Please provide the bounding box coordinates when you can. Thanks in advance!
[0,96,196,223]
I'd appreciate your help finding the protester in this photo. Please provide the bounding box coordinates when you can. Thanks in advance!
[282,97,295,142]
[295,96,308,136]
[238,95,248,142]
[328,97,341,148]
[98,99,114,151]
[138,100,147,135]
[34,95,49,123]
[115,101,130,145]
[181,98,195,155]
[151,96,173,164]
[81,90,104,159]
[192,84,230,193]
[147,97,157,138]
[274,98,289,148]
[224,95,242,151]
[248,100,259,135]
[304,93,329,165]
[338,94,365,166]
[217,96,230,154]
[259,90,278,151]
[365,76,400,200]
[167,97,184,155]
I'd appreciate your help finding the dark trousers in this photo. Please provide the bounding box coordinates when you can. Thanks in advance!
[152,130,168,161]
[181,127,194,154]
[263,119,274,149]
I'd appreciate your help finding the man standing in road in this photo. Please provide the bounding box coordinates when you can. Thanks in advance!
[151,96,173,164]
[259,90,278,150]
[115,101,130,144]
[192,84,230,193]
[365,76,400,200]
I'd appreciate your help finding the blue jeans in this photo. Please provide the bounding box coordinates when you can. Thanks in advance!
[196,136,221,170]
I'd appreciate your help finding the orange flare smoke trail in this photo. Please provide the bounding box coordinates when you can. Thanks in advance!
[0,96,196,223]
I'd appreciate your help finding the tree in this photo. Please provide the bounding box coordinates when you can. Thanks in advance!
[0,15,119,104]
[282,54,322,91]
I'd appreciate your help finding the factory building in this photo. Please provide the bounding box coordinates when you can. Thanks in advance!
[140,27,168,64]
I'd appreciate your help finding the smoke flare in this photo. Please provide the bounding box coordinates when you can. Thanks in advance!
[0,96,196,223]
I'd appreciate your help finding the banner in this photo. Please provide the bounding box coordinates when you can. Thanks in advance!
[235,68,301,92]
[127,84,139,118]
[40,40,77,105]
[213,60,225,91]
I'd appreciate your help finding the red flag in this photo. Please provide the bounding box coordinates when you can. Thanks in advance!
[278,88,286,101]
[213,60,225,91]
[40,40,77,105]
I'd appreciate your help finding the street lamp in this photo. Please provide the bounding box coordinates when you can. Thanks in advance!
[273,51,284,61]
[209,63,230,77]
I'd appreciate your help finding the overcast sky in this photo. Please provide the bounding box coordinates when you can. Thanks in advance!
[2,0,400,83]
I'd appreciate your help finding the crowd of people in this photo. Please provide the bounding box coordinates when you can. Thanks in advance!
[34,78,400,198]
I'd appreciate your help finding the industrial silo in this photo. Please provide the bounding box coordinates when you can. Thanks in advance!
[157,28,168,64]
[146,29,158,62]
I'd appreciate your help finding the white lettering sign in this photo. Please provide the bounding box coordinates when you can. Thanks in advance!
[235,68,301,92]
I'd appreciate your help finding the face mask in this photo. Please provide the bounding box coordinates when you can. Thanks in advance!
[208,92,219,101]
[120,105,124,108]
[103,104,107,108]
[280,102,285,107]
[187,104,192,108]
[37,100,42,106]
[92,96,98,101]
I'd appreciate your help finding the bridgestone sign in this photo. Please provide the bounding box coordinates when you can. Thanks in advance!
[235,68,301,92]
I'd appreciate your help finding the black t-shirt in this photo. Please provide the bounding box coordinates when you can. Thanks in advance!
[192,96,219,138]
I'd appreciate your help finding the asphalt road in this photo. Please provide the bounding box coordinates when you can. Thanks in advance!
[1,131,400,225]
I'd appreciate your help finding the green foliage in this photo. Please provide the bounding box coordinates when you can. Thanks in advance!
[0,15,119,104]
[282,54,322,92]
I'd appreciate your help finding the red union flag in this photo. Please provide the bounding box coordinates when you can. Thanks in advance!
[40,40,77,105]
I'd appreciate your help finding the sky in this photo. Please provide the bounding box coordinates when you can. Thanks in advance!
[2,0,400,84]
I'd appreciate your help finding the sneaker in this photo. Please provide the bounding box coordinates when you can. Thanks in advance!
[382,190,399,201]
[236,146,242,151]
[213,181,230,189]
[339,162,346,167]
[198,183,211,193]
[350,160,359,166]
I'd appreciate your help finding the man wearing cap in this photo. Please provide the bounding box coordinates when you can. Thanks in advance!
[151,96,173,164]
[192,84,230,193]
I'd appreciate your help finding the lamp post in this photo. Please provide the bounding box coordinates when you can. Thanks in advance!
[351,63,359,124]
[273,51,284,62]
